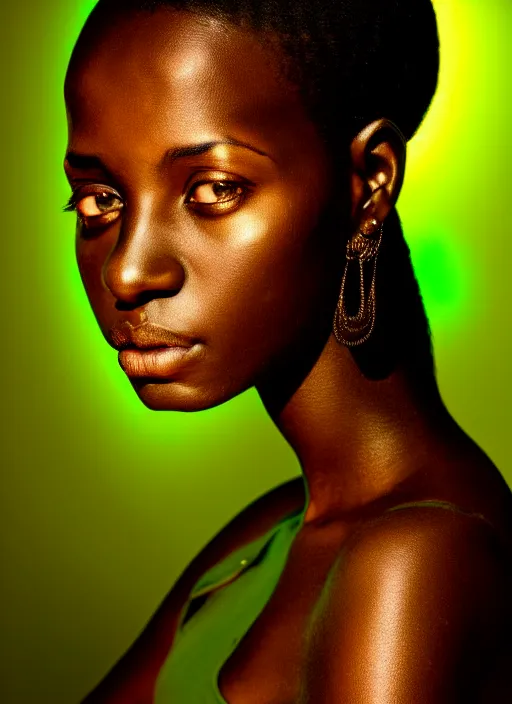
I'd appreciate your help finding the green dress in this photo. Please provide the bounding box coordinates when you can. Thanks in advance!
[154,505,305,703]
[153,500,493,703]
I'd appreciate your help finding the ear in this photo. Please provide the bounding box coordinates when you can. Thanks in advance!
[348,118,406,231]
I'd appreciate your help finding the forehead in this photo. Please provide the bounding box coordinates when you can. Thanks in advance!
[64,8,317,165]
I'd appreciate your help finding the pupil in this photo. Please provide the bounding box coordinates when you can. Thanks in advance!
[213,182,231,197]
[97,193,115,211]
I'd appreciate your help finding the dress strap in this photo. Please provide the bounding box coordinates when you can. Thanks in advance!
[189,531,278,600]
[189,506,304,600]
[384,499,497,533]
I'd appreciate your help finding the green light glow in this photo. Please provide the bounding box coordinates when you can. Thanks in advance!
[401,0,512,332]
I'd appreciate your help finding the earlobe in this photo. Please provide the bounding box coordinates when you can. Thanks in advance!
[349,118,407,228]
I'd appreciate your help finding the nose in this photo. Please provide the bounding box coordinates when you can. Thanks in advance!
[102,209,186,308]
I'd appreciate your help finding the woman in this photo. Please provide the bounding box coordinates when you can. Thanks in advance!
[63,0,512,701]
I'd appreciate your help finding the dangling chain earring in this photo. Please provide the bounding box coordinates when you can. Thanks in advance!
[333,217,384,346]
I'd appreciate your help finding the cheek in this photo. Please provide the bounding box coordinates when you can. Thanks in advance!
[75,229,118,331]
[198,192,336,356]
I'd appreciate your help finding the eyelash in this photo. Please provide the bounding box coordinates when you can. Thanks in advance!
[62,196,79,214]
[62,188,123,231]
[62,178,253,227]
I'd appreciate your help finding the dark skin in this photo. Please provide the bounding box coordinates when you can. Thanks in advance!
[64,8,512,703]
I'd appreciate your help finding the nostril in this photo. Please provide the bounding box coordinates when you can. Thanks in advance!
[114,288,182,311]
[103,239,186,307]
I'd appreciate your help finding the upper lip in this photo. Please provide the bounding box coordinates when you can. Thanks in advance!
[110,322,196,351]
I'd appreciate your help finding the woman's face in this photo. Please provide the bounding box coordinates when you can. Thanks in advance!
[64,8,343,411]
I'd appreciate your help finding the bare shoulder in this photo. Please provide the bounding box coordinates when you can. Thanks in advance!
[341,503,512,595]
[81,476,305,703]
[301,505,511,703]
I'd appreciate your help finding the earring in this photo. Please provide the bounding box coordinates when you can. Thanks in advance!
[333,218,384,346]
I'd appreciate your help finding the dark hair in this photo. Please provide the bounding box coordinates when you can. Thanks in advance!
[80,0,441,391]
[92,0,439,145]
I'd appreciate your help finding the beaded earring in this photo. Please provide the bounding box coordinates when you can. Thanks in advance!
[333,217,383,346]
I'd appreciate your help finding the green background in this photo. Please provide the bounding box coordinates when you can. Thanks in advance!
[1,0,510,701]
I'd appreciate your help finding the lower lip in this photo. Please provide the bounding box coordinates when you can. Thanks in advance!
[118,346,197,378]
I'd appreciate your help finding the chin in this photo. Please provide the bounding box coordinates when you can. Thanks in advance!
[130,378,243,412]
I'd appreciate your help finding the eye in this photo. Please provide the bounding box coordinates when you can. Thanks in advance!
[63,187,124,228]
[185,179,250,215]
[189,181,243,204]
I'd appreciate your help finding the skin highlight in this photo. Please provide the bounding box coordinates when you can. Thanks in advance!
[64,7,512,703]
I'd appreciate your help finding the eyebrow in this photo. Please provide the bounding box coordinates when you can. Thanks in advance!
[64,139,272,172]
[64,152,108,171]
[167,139,271,161]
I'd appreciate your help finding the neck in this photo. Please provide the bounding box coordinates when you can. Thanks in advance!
[256,333,458,525]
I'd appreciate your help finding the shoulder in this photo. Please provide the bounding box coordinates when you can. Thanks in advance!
[80,478,305,703]
[301,505,511,704]
[329,504,511,629]
[341,502,510,581]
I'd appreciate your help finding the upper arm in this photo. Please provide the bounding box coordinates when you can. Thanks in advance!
[300,508,508,704]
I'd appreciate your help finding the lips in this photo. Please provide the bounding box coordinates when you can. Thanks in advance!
[110,321,195,351]
[118,346,196,378]
[109,321,200,378]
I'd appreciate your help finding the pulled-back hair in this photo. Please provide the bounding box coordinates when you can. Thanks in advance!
[94,0,439,145]
[81,0,441,390]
